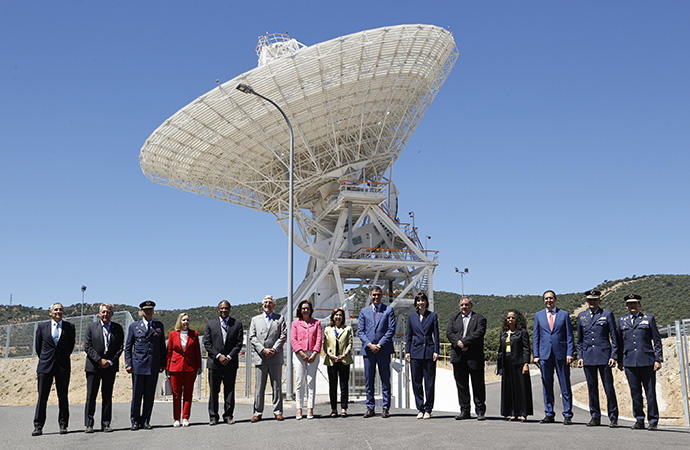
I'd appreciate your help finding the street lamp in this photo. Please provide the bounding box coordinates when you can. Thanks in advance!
[236,83,295,400]
[79,285,87,350]
[425,235,431,250]
[454,267,468,297]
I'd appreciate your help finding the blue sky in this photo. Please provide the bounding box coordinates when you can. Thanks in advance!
[1,1,688,309]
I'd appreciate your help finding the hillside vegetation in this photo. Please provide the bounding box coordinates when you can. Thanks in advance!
[2,274,687,360]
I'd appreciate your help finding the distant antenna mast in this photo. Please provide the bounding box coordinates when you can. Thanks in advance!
[9,293,12,305]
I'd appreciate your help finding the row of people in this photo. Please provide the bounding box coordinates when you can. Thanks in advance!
[30,287,663,436]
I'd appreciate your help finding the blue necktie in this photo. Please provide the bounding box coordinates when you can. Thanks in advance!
[53,323,60,344]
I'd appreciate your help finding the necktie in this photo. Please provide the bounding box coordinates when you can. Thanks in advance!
[462,315,469,337]
[221,319,228,332]
[548,311,555,331]
[53,323,60,344]
[374,306,379,323]
[103,324,110,352]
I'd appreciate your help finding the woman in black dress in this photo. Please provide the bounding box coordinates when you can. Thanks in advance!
[497,310,533,421]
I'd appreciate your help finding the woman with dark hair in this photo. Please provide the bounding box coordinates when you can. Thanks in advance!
[166,313,202,427]
[322,308,353,417]
[290,299,322,419]
[405,293,439,419]
[497,309,533,421]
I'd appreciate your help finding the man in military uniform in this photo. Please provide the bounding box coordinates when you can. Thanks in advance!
[576,289,619,427]
[125,300,166,430]
[617,294,663,431]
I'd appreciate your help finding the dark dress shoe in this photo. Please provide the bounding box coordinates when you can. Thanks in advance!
[250,415,261,423]
[609,419,618,428]
[274,414,284,421]
[363,409,375,418]
[143,423,153,430]
[31,428,42,437]
[563,417,573,425]
[648,423,658,431]
[477,414,486,421]
[102,425,112,433]
[540,416,555,424]
[85,426,94,433]
[455,414,471,420]
[381,409,390,418]
[209,418,218,426]
[632,422,645,430]
[59,427,68,435]
[131,423,139,431]
[587,418,600,427]
[225,416,235,424]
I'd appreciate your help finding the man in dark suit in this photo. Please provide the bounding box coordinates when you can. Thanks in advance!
[576,289,619,427]
[446,297,487,420]
[125,300,166,430]
[32,302,76,436]
[203,300,244,425]
[617,294,663,431]
[533,290,575,424]
[357,286,397,418]
[83,303,124,433]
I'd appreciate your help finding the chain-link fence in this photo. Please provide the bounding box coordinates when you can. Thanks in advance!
[0,311,135,358]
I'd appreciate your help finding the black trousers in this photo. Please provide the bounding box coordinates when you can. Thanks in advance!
[131,374,158,425]
[327,362,350,410]
[34,369,70,429]
[452,360,486,415]
[85,369,116,427]
[208,365,238,420]
[625,366,659,425]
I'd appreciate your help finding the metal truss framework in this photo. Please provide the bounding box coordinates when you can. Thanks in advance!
[139,24,458,322]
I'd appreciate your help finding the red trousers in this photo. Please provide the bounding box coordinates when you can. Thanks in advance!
[170,371,197,420]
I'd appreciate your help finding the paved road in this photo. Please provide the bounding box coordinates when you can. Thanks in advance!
[4,369,688,449]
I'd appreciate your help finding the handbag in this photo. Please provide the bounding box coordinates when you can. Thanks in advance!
[162,375,173,396]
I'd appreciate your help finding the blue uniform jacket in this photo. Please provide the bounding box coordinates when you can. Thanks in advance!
[577,308,618,365]
[405,310,439,360]
[533,308,574,361]
[125,319,166,375]
[617,312,663,367]
[357,303,396,356]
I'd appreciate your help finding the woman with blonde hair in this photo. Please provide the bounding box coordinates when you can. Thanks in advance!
[166,313,201,427]
[322,308,353,417]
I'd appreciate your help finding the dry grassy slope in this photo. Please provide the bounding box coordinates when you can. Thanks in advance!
[572,279,641,315]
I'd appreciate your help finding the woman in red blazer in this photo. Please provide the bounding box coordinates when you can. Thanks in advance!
[166,313,202,427]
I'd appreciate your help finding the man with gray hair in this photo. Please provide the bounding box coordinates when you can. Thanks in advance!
[446,296,487,420]
[249,295,287,422]
[84,304,124,432]
[32,303,76,436]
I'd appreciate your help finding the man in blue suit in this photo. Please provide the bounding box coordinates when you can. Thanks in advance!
[358,285,396,418]
[125,300,166,430]
[533,290,575,424]
[577,289,619,427]
[617,294,663,431]
[32,303,76,436]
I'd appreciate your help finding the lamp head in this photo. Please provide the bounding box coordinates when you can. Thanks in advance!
[81,285,87,292]
[236,83,254,94]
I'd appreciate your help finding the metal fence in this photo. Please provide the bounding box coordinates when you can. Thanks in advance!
[0,311,135,358]
[666,319,690,426]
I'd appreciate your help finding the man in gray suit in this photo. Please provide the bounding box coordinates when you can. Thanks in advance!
[249,295,287,422]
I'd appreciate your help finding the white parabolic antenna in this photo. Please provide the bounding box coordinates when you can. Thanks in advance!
[140,24,458,321]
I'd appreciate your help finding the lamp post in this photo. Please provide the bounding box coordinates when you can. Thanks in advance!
[236,83,295,400]
[454,267,468,297]
[79,285,87,350]
[425,235,431,250]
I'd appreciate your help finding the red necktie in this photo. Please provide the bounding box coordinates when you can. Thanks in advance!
[548,311,555,331]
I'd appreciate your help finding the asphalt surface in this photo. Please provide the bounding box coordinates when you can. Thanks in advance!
[4,369,688,449]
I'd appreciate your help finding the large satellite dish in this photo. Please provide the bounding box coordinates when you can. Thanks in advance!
[140,24,458,319]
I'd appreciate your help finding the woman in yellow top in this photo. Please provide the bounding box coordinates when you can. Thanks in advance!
[322,308,353,417]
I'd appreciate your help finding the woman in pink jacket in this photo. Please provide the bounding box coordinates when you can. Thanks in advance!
[291,299,322,419]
